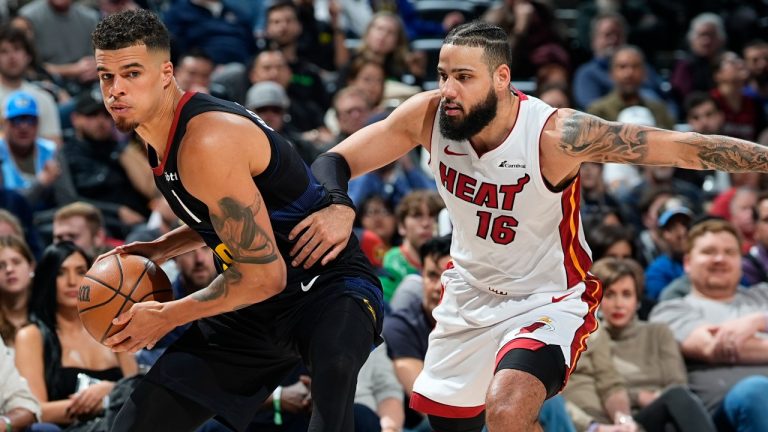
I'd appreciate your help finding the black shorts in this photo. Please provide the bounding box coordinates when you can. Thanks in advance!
[144,266,383,431]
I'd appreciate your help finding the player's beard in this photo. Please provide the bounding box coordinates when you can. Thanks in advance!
[439,87,498,141]
[114,118,139,133]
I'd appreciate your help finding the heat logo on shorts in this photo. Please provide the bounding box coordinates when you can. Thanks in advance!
[517,316,555,335]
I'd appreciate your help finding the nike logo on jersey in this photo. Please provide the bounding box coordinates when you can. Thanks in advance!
[551,291,574,303]
[444,145,468,156]
[301,275,320,292]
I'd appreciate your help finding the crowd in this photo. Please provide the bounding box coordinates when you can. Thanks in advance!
[1,0,768,431]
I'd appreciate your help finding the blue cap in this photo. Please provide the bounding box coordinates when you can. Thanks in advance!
[4,91,38,119]
[658,207,694,228]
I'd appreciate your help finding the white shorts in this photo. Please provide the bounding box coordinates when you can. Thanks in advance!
[410,265,602,418]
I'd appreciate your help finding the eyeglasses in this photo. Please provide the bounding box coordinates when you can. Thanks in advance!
[8,115,37,126]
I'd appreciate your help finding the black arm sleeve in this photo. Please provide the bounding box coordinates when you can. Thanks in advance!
[311,152,355,209]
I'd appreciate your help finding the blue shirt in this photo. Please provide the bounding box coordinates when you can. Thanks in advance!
[0,137,56,191]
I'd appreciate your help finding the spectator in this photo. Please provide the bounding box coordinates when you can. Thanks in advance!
[353,343,404,432]
[586,224,635,262]
[343,12,424,84]
[537,82,571,109]
[244,80,321,165]
[743,191,768,285]
[52,202,108,258]
[96,0,139,17]
[633,186,676,267]
[14,242,137,428]
[0,91,76,210]
[162,0,256,66]
[482,0,567,81]
[346,57,386,112]
[0,26,61,143]
[380,191,443,302]
[674,92,726,190]
[392,0,464,41]
[579,162,625,233]
[650,219,768,431]
[591,257,716,432]
[572,13,664,110]
[561,328,638,432]
[0,335,40,432]
[19,0,99,91]
[63,90,153,227]
[250,49,328,136]
[264,1,330,115]
[356,195,397,252]
[0,197,42,259]
[644,200,693,301]
[670,13,726,105]
[173,49,218,95]
[0,235,33,348]
[587,46,675,130]
[710,52,767,142]
[327,86,373,148]
[709,186,758,254]
[743,39,768,114]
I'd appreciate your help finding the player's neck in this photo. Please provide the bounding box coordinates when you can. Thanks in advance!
[136,85,185,162]
[469,91,518,155]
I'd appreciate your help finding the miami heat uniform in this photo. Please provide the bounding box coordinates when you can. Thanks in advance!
[410,92,602,418]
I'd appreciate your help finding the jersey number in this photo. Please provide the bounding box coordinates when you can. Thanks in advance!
[475,211,517,245]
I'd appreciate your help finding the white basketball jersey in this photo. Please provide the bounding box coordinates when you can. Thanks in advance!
[428,92,593,296]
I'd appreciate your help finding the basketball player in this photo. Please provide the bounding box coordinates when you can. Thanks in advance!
[91,10,383,432]
[291,21,768,432]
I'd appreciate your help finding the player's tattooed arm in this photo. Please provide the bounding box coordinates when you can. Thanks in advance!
[557,110,768,172]
[192,193,278,304]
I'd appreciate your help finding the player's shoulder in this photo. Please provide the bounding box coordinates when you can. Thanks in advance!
[183,111,267,153]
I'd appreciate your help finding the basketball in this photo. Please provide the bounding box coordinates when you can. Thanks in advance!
[77,254,174,344]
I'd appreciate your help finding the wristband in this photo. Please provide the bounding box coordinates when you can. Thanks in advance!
[272,386,282,425]
[0,415,11,432]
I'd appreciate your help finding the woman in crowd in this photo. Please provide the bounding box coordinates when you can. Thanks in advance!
[0,235,34,348]
[590,257,716,432]
[14,242,136,427]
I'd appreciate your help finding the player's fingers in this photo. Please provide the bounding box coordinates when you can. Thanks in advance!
[292,236,321,267]
[95,246,123,263]
[303,242,332,269]
[288,215,314,242]
[320,241,347,266]
[112,309,133,326]
[289,224,317,258]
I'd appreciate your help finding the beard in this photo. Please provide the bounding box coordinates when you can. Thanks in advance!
[114,118,139,133]
[439,87,498,141]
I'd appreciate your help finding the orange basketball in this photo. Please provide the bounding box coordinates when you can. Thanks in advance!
[77,254,173,345]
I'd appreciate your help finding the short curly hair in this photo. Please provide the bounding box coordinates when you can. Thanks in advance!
[92,8,170,52]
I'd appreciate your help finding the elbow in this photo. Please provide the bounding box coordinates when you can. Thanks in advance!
[262,262,287,299]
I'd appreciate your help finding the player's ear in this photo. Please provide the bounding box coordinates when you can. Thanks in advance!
[494,63,511,91]
[161,60,174,88]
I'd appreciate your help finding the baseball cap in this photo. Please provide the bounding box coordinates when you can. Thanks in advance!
[75,89,107,116]
[4,91,37,119]
[658,206,694,228]
[245,81,289,110]
[617,105,656,127]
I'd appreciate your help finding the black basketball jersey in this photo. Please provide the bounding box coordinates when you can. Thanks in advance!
[147,92,373,286]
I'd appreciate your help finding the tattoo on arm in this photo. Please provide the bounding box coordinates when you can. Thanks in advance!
[191,266,242,302]
[193,193,278,305]
[559,112,649,163]
[674,133,768,172]
[211,194,278,265]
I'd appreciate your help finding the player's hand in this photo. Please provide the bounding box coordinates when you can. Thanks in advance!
[288,204,355,268]
[104,301,175,353]
[281,375,312,414]
[95,242,167,265]
[67,380,114,416]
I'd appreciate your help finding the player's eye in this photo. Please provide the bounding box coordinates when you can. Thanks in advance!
[100,73,113,81]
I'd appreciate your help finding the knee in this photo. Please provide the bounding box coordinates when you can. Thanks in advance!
[486,370,544,428]
[724,375,768,412]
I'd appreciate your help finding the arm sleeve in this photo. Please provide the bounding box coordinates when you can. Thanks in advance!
[310,152,355,208]
[655,324,688,387]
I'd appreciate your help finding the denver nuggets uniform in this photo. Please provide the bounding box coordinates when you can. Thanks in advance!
[410,92,602,417]
[142,92,383,430]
